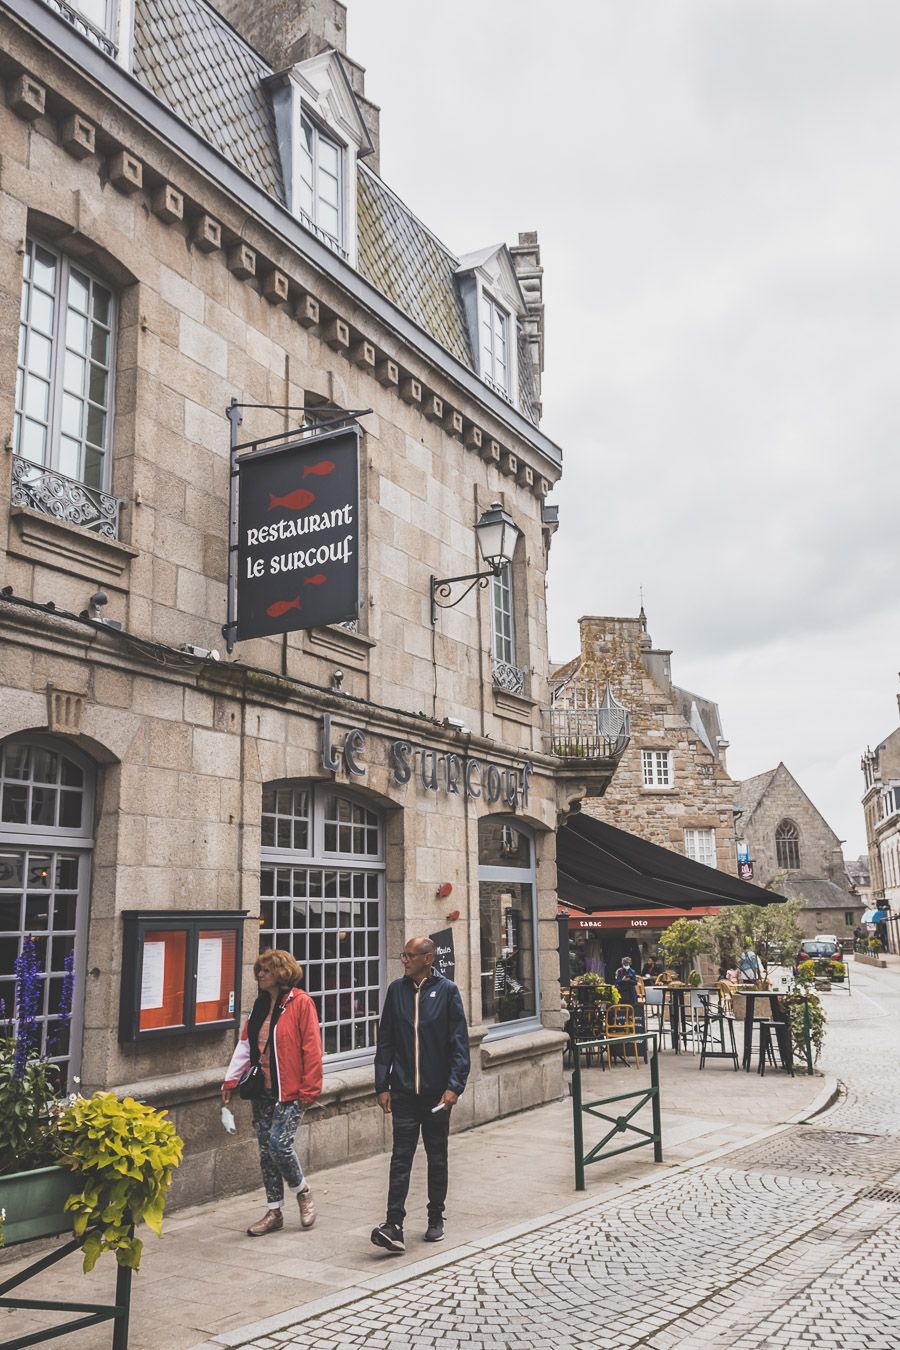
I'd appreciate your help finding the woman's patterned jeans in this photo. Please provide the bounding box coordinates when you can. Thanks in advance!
[251,1091,306,1204]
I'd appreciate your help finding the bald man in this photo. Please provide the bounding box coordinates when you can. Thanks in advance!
[370,935,470,1253]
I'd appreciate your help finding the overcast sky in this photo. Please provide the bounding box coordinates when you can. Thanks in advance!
[350,0,900,858]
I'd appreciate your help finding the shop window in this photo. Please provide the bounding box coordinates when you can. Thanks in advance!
[478,818,538,1031]
[775,819,801,871]
[259,783,383,1064]
[683,828,717,868]
[15,238,116,492]
[0,737,94,1084]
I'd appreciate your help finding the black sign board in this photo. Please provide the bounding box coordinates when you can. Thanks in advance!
[429,928,456,983]
[236,426,360,642]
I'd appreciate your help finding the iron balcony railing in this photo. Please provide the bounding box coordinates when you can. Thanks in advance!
[11,455,122,540]
[492,659,527,696]
[40,0,118,57]
[549,680,631,761]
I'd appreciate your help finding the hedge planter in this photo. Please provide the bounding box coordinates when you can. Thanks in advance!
[0,1164,76,1246]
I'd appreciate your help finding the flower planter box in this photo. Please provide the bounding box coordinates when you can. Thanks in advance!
[0,1164,75,1246]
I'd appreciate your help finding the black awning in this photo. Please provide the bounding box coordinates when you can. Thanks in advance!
[557,812,782,912]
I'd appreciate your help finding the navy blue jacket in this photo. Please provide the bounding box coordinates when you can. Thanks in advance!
[374,973,470,1097]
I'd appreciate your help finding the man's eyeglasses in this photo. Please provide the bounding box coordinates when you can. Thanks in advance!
[400,951,426,961]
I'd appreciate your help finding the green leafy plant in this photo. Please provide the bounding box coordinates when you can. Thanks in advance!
[576,972,620,1003]
[658,918,713,978]
[787,995,826,1062]
[0,1036,63,1175]
[700,897,803,977]
[795,960,816,985]
[688,971,702,988]
[867,937,884,953]
[55,1093,183,1272]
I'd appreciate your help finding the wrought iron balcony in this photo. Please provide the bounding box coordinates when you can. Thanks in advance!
[40,0,118,57]
[11,455,121,540]
[492,660,527,696]
[549,680,631,761]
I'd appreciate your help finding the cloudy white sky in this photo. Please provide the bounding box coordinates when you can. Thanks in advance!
[350,1,900,858]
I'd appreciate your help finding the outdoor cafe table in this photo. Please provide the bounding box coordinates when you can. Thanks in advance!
[736,989,791,1071]
[653,985,721,1054]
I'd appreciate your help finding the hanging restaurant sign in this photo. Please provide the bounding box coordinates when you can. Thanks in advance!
[232,424,360,643]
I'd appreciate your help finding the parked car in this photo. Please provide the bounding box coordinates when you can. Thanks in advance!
[795,938,841,966]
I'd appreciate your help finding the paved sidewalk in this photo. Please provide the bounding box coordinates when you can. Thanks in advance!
[1,1015,828,1349]
[184,963,900,1350]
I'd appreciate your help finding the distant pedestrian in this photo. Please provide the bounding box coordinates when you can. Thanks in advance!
[738,947,760,983]
[642,956,658,980]
[371,936,470,1254]
[222,949,322,1237]
[614,955,639,1007]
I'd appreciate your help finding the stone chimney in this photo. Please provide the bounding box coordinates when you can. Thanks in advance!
[210,0,381,169]
[509,231,544,420]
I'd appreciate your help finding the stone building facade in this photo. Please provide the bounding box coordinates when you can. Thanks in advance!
[0,0,619,1205]
[861,688,900,937]
[735,764,863,942]
[550,613,736,972]
[552,613,737,865]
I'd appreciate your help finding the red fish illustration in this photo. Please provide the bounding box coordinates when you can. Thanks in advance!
[268,488,315,511]
[303,460,335,478]
[266,597,301,618]
[304,574,327,586]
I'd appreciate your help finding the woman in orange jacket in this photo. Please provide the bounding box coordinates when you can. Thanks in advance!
[222,949,323,1237]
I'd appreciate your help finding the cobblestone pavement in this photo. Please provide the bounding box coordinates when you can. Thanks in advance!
[234,965,900,1350]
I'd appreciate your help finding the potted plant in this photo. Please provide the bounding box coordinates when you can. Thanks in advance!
[0,937,183,1269]
[658,917,713,982]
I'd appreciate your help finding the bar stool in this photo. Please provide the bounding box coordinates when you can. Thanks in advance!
[604,1004,639,1068]
[698,993,739,1071]
[757,1019,795,1077]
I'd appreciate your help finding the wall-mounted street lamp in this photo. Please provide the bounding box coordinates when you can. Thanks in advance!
[430,502,520,625]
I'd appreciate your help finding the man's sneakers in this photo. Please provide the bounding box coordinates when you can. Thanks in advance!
[246,1208,284,1237]
[370,1221,405,1253]
[424,1220,444,1243]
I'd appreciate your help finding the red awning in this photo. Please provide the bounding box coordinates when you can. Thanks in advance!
[561,904,721,931]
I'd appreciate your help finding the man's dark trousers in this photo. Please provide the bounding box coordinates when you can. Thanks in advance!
[386,1092,450,1226]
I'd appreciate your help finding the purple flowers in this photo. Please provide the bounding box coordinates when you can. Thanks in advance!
[13,936,42,1080]
[49,950,75,1054]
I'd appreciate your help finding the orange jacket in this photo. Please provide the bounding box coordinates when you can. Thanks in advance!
[224,986,323,1104]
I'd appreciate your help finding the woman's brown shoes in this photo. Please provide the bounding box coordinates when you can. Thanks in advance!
[246,1209,284,1237]
[297,1188,317,1229]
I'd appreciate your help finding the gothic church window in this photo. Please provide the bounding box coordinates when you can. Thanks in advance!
[775,819,801,871]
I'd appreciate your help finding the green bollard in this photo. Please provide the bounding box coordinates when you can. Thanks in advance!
[650,1034,663,1163]
[572,1043,585,1191]
[802,997,814,1076]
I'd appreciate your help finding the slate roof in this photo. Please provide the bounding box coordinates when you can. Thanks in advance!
[134,0,283,198]
[773,875,860,911]
[357,168,472,368]
[734,768,777,825]
[130,0,538,419]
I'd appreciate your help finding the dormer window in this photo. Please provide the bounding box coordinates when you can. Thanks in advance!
[456,244,527,409]
[299,116,342,249]
[266,51,373,267]
[481,295,510,396]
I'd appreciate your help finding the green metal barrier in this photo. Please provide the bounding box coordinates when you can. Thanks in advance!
[571,1032,662,1190]
[0,1223,133,1349]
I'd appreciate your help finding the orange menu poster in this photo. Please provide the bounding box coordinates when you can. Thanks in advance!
[139,930,187,1031]
[194,928,237,1025]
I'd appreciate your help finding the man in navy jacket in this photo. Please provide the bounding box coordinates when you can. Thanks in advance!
[370,935,470,1253]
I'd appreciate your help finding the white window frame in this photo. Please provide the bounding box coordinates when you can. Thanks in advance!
[0,736,94,1087]
[480,292,511,397]
[15,237,116,492]
[491,563,515,668]
[641,749,673,789]
[259,782,384,1071]
[298,113,344,252]
[478,820,540,1041]
[684,828,717,868]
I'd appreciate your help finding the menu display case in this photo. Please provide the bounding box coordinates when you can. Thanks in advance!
[119,911,247,1042]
